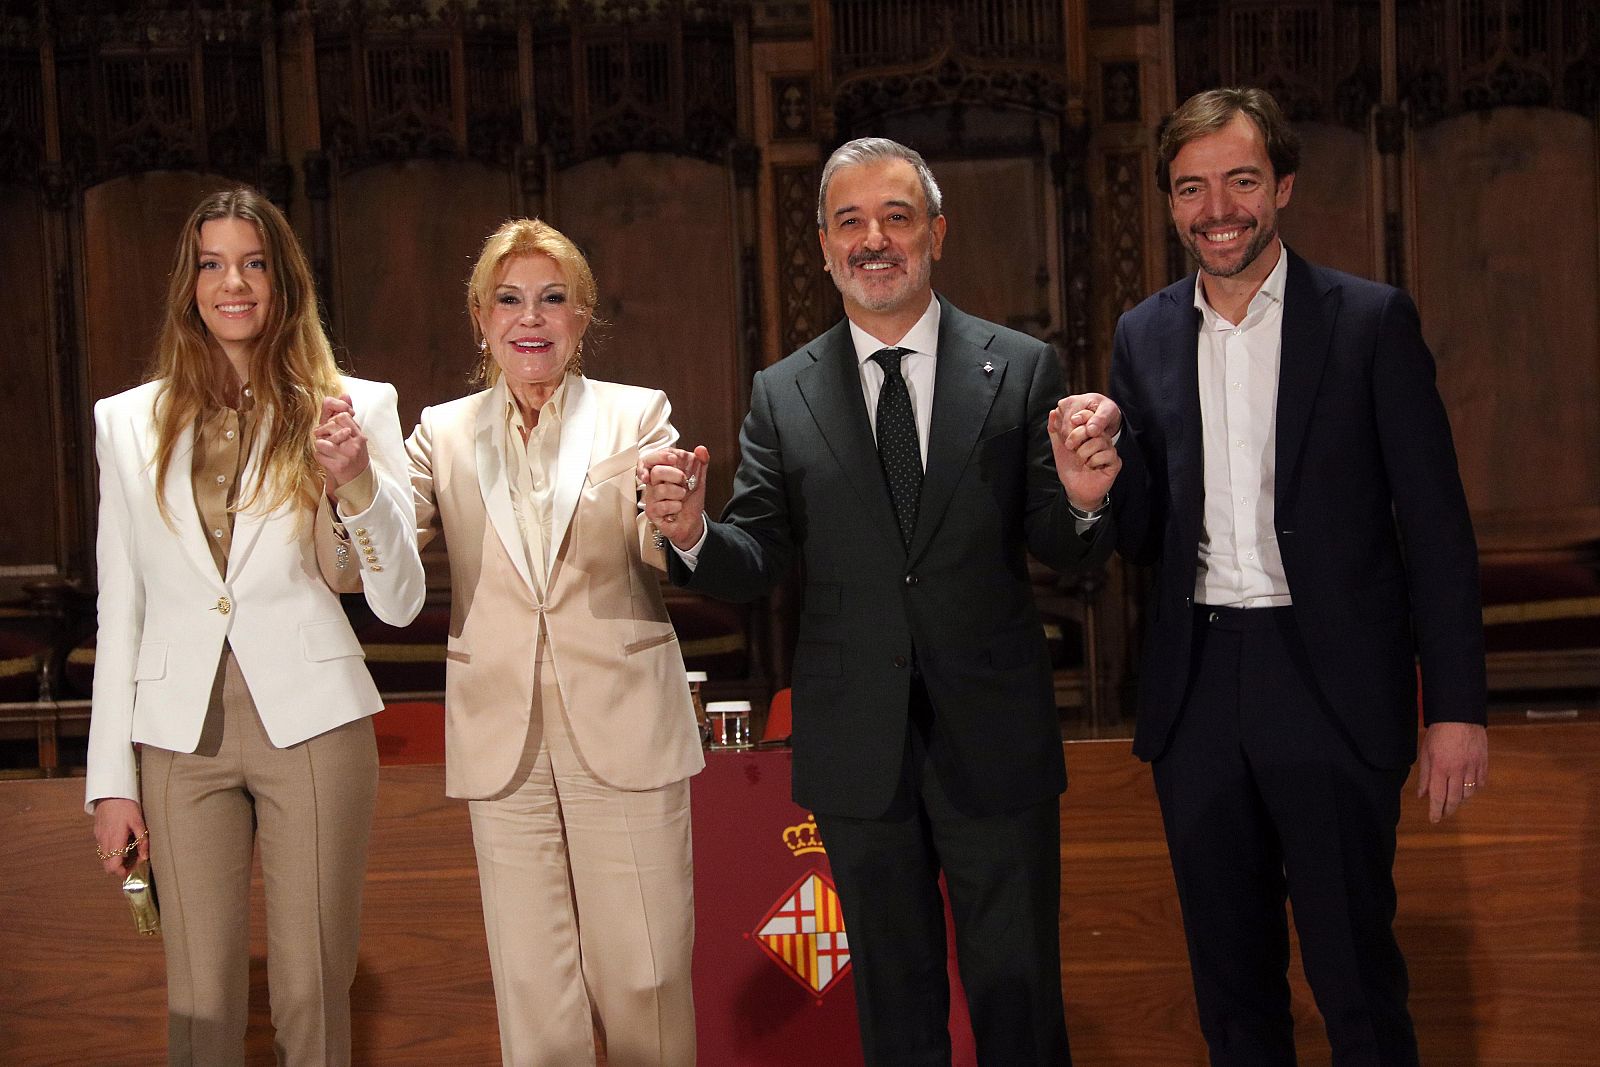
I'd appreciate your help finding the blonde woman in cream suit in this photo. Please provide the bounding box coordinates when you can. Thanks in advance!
[87,187,424,1065]
[406,218,703,1067]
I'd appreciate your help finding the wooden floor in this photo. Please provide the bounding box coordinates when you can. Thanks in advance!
[3,718,1596,1065]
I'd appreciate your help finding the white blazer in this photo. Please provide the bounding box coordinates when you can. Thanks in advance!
[85,375,425,812]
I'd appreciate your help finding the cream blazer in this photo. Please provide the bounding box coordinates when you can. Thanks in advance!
[85,376,426,812]
[407,374,704,799]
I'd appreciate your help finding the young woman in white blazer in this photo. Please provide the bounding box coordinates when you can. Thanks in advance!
[86,187,424,1065]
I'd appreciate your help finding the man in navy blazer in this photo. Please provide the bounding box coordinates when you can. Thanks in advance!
[643,137,1120,1065]
[1068,87,1489,1065]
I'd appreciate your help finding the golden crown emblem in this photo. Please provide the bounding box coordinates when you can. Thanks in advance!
[782,813,825,856]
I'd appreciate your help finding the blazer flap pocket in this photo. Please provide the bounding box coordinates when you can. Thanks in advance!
[134,642,168,681]
[586,446,639,487]
[300,619,366,662]
[623,630,679,656]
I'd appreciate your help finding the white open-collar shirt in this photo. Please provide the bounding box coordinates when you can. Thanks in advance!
[1193,243,1293,608]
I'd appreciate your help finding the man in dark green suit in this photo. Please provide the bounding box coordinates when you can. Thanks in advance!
[643,138,1120,1066]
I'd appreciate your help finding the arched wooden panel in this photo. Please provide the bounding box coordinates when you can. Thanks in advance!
[0,186,56,571]
[551,153,741,512]
[934,156,1061,343]
[1277,122,1376,282]
[1411,109,1600,518]
[81,173,237,408]
[330,161,517,432]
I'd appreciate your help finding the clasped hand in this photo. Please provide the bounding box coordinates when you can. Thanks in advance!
[1050,392,1122,510]
[639,445,710,551]
[312,394,370,492]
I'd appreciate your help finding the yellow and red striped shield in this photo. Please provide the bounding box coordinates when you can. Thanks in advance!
[752,869,851,996]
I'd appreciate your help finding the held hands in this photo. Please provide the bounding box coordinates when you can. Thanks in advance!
[312,394,370,492]
[639,446,710,551]
[1048,392,1123,511]
[92,797,149,877]
[1417,721,1489,824]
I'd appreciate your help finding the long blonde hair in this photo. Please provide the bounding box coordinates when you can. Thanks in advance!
[149,187,342,521]
[466,218,598,385]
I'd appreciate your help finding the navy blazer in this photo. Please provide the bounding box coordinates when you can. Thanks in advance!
[671,297,1112,818]
[1110,250,1486,768]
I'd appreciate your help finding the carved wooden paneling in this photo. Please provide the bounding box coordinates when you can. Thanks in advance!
[81,173,237,408]
[1172,0,1379,129]
[1102,150,1145,318]
[827,0,1071,141]
[1275,123,1375,280]
[532,3,738,168]
[330,161,515,434]
[1400,0,1600,123]
[769,74,815,140]
[552,154,741,512]
[936,156,1059,340]
[1099,60,1141,124]
[829,0,1065,74]
[36,2,274,187]
[1172,1,1600,129]
[0,187,56,571]
[1411,109,1600,519]
[0,45,43,185]
[771,162,838,357]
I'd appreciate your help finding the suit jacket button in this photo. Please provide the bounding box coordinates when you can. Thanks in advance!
[214,596,231,615]
[904,574,919,586]
[893,655,908,668]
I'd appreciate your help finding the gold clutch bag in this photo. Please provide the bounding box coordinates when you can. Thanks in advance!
[122,859,161,936]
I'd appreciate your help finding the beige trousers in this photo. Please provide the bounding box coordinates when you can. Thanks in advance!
[141,650,378,1067]
[469,660,697,1067]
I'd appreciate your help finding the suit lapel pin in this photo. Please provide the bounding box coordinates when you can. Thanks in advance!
[982,360,994,375]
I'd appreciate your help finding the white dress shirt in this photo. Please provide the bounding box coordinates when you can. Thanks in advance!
[848,294,941,470]
[1194,244,1293,608]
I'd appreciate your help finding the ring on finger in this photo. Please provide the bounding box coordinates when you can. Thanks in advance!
[686,474,698,492]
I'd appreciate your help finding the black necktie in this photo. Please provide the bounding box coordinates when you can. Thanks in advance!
[871,347,922,547]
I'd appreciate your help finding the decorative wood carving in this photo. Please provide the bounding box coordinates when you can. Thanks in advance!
[3,1,276,189]
[531,0,738,168]
[769,74,814,140]
[1103,151,1145,317]
[1173,1,1378,129]
[827,0,1071,140]
[0,42,43,186]
[772,163,837,355]
[1100,60,1141,125]
[1172,1,1599,129]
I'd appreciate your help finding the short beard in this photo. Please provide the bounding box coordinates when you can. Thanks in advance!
[1185,221,1276,279]
[830,250,932,313]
